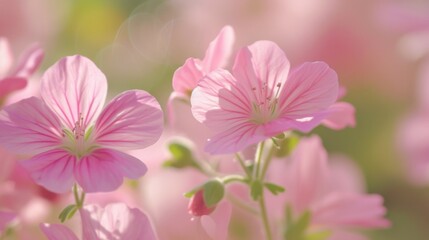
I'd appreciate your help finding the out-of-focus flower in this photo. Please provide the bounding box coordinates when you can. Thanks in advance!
[268,136,389,239]
[41,203,157,240]
[322,87,356,130]
[0,55,163,193]
[0,37,43,101]
[191,41,339,154]
[0,211,16,235]
[188,189,216,216]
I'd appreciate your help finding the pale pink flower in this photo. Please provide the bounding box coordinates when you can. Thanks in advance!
[0,37,44,100]
[268,136,389,239]
[41,203,157,240]
[191,41,339,154]
[0,55,163,193]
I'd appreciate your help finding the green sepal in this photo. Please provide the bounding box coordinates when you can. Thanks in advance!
[163,142,201,170]
[203,179,225,208]
[250,180,264,201]
[284,208,312,240]
[274,134,300,157]
[264,182,285,195]
[58,204,78,223]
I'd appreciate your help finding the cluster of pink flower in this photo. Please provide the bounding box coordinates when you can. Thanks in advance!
[0,26,389,239]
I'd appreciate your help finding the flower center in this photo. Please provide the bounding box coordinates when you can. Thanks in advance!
[61,114,97,158]
[250,82,282,124]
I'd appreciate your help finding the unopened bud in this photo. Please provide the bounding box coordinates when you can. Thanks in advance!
[188,190,216,216]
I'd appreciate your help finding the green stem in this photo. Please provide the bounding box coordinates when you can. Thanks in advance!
[235,153,252,179]
[260,143,276,181]
[259,194,273,240]
[253,141,265,180]
[73,184,86,208]
[221,175,248,184]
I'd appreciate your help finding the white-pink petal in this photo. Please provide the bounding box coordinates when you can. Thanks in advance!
[201,25,235,72]
[20,149,76,193]
[0,97,63,155]
[81,203,157,240]
[94,90,163,150]
[41,55,107,130]
[172,58,203,94]
[40,223,79,240]
[0,38,12,77]
[74,148,147,193]
[279,61,338,119]
[11,42,44,78]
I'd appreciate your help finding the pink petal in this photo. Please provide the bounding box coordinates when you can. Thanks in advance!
[10,42,44,78]
[40,55,107,130]
[201,25,235,72]
[94,90,163,150]
[0,211,16,234]
[286,136,329,214]
[0,97,63,155]
[279,61,339,120]
[0,77,27,99]
[191,69,250,130]
[20,149,76,193]
[312,193,390,229]
[81,203,157,240]
[322,102,356,130]
[74,148,147,193]
[40,223,79,240]
[172,57,203,94]
[0,38,12,77]
[232,41,290,104]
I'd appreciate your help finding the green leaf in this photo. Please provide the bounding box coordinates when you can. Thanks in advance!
[264,182,285,195]
[250,180,264,201]
[58,204,77,223]
[275,134,300,157]
[184,188,199,198]
[203,179,225,208]
[163,142,200,169]
[284,211,311,240]
[305,230,331,240]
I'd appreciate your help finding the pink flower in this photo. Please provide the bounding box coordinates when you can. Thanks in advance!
[322,87,356,130]
[41,203,157,240]
[268,136,389,239]
[0,211,16,235]
[0,55,163,193]
[172,25,235,97]
[191,41,339,154]
[0,37,44,100]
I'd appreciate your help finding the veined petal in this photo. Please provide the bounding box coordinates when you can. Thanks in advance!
[41,55,107,130]
[279,62,338,118]
[75,148,147,193]
[40,223,79,240]
[0,38,12,77]
[172,58,203,94]
[202,25,235,72]
[94,90,163,150]
[322,102,356,130]
[0,77,27,99]
[205,122,266,154]
[81,203,157,240]
[0,97,63,155]
[191,69,250,130]
[10,42,44,78]
[232,41,290,103]
[20,149,76,193]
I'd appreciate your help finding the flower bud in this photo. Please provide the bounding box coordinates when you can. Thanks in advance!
[188,190,216,216]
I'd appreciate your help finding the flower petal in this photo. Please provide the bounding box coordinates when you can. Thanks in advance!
[94,90,163,150]
[279,61,338,119]
[0,38,12,77]
[232,41,290,101]
[41,55,107,130]
[322,102,356,130]
[0,77,27,99]
[20,149,76,193]
[10,42,44,78]
[81,203,157,240]
[0,97,63,155]
[75,148,147,193]
[40,223,79,240]
[0,211,16,234]
[311,193,390,229]
[172,57,203,94]
[201,25,235,72]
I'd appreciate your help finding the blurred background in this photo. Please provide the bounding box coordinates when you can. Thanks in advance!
[1,0,429,239]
